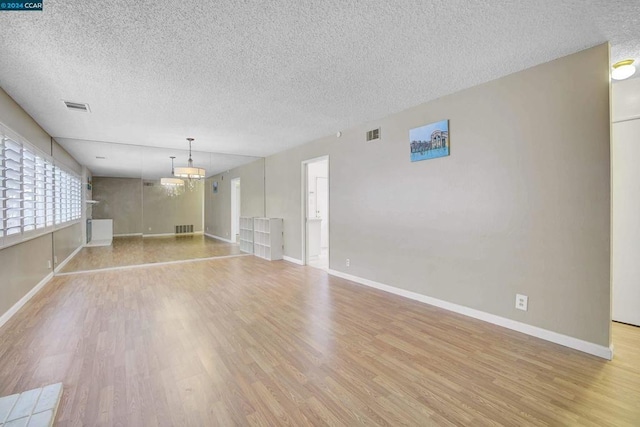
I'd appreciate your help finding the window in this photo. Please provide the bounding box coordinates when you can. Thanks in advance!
[0,124,82,249]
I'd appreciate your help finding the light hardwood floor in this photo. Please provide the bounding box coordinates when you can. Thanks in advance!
[59,235,241,273]
[1,256,639,426]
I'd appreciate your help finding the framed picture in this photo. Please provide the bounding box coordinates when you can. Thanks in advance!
[410,119,449,162]
[213,181,218,193]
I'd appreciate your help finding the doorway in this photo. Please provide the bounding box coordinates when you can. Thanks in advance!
[231,177,241,243]
[612,117,640,327]
[302,156,329,269]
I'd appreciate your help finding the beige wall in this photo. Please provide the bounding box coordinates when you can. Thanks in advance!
[264,44,611,347]
[93,177,143,235]
[53,223,83,267]
[0,88,84,320]
[0,235,52,316]
[143,180,204,234]
[52,139,82,174]
[0,88,50,153]
[204,159,265,239]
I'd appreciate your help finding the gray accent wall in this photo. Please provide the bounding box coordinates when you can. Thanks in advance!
[204,159,265,239]
[264,44,611,347]
[143,180,204,234]
[93,177,143,235]
[92,177,204,235]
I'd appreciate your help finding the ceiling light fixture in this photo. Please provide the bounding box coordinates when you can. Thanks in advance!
[612,59,636,80]
[174,138,206,180]
[161,156,185,197]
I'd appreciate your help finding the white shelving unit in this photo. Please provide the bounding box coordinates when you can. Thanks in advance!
[239,217,254,254]
[253,218,283,261]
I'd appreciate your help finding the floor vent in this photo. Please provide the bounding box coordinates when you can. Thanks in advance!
[366,128,380,142]
[175,225,194,234]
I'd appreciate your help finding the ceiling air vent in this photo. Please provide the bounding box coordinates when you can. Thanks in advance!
[366,128,380,142]
[143,182,155,187]
[63,101,90,112]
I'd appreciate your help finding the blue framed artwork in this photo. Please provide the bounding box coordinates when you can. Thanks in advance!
[410,119,449,162]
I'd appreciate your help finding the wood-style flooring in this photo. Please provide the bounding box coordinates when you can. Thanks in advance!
[1,256,639,426]
[59,235,241,273]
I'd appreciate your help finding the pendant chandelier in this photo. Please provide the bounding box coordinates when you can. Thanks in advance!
[160,156,185,197]
[174,137,206,180]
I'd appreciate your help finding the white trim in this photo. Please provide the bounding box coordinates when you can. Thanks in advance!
[55,253,251,276]
[612,114,640,124]
[231,177,241,245]
[283,255,304,265]
[143,231,204,238]
[113,233,143,237]
[301,155,330,266]
[328,269,614,360]
[0,272,54,330]
[85,239,112,247]
[54,244,83,273]
[204,232,235,244]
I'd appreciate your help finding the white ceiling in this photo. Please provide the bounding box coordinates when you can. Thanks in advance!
[0,1,639,177]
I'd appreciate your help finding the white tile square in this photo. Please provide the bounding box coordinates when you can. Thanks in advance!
[6,389,41,422]
[4,417,28,427]
[26,410,53,427]
[33,384,62,415]
[0,394,20,423]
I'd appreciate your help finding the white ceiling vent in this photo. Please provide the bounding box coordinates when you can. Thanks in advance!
[366,128,380,142]
[63,101,90,112]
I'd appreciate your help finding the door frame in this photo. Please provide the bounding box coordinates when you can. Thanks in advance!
[230,177,241,242]
[301,155,329,266]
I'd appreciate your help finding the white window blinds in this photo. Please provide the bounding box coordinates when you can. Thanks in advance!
[1,125,82,249]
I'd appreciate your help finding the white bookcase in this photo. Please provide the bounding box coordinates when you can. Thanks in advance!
[253,218,283,261]
[239,217,254,254]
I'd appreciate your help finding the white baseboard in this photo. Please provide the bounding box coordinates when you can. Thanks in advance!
[283,255,304,265]
[113,233,143,237]
[0,272,54,330]
[56,253,251,276]
[328,269,613,360]
[54,244,84,273]
[204,233,236,244]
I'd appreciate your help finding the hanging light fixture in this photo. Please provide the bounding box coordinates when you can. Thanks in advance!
[174,138,206,180]
[161,156,185,197]
[612,59,636,81]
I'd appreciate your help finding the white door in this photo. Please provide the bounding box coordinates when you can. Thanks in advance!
[303,157,329,269]
[316,177,329,249]
[612,118,640,326]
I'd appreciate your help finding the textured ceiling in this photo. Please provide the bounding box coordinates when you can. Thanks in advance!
[0,0,639,176]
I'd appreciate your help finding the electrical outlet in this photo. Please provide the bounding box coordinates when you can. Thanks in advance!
[47,260,52,269]
[516,294,528,311]
[54,256,58,264]
[346,258,350,267]
[148,227,152,231]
